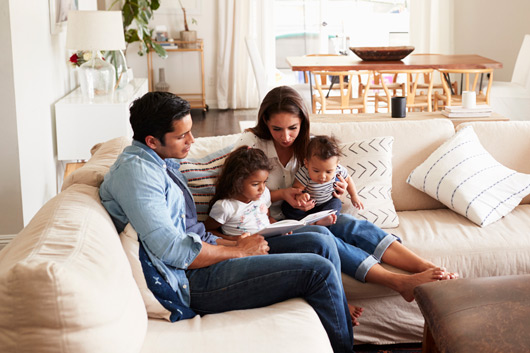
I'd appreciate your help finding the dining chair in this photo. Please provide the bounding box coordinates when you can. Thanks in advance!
[375,69,435,112]
[311,70,373,114]
[433,68,493,110]
[358,72,406,112]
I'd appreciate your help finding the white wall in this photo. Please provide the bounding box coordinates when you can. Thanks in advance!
[0,0,74,235]
[454,0,530,82]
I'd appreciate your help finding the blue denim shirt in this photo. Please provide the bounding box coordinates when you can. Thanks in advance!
[99,140,219,307]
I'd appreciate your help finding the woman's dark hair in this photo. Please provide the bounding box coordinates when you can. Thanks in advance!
[209,146,273,211]
[250,86,310,164]
[130,91,191,145]
[306,135,343,161]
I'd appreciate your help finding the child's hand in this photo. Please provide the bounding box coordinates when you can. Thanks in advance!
[351,195,364,210]
[284,187,315,211]
[296,192,311,203]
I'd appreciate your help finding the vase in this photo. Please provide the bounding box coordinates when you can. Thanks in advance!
[104,50,129,90]
[155,68,170,92]
[78,50,115,100]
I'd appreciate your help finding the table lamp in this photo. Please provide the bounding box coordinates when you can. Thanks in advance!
[66,11,126,99]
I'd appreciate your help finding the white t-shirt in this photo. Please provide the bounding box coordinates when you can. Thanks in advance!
[234,131,299,220]
[209,188,272,236]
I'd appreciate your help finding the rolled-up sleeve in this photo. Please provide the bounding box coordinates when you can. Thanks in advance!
[103,159,202,269]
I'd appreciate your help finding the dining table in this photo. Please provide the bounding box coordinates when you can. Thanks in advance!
[286,54,503,108]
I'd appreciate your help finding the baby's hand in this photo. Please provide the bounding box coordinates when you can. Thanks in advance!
[351,196,364,210]
[296,192,311,203]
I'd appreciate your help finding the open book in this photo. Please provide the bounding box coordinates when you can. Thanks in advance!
[257,210,337,238]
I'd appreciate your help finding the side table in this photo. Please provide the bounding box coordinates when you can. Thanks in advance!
[55,78,148,162]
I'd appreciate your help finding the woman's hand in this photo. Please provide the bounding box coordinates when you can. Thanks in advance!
[332,175,347,198]
[284,187,315,211]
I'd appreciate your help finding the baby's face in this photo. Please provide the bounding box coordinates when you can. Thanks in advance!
[305,156,339,184]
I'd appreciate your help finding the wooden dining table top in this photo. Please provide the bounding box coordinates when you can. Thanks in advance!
[286,54,503,71]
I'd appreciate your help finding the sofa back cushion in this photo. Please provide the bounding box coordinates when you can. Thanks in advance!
[0,184,147,353]
[310,119,455,211]
[458,121,530,205]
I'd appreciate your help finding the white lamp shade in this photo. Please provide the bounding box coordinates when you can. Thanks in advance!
[66,11,126,51]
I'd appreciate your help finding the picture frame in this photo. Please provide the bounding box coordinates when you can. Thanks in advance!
[49,0,79,34]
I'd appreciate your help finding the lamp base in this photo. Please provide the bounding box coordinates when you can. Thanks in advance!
[78,51,116,99]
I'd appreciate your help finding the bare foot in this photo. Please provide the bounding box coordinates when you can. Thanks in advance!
[348,304,363,326]
[395,267,447,302]
[315,214,337,227]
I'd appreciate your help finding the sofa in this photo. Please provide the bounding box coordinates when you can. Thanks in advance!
[1,118,529,352]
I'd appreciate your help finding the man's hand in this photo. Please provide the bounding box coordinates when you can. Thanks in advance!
[236,234,269,257]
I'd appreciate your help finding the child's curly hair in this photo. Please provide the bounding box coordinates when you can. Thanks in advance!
[306,135,344,161]
[209,146,273,211]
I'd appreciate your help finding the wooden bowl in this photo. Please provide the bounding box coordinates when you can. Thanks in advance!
[350,46,415,61]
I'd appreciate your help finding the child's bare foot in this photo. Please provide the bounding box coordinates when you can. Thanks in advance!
[395,267,448,302]
[348,304,363,326]
[315,214,337,226]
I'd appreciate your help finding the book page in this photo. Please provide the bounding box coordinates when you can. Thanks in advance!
[300,210,337,225]
[256,220,304,238]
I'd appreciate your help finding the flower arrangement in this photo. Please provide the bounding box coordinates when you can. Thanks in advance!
[68,51,92,67]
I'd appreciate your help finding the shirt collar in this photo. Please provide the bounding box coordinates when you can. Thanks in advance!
[131,140,181,169]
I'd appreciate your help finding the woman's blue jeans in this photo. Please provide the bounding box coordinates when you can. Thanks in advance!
[303,214,398,282]
[186,232,354,353]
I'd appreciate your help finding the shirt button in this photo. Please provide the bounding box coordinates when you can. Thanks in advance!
[163,164,167,169]
[184,263,188,267]
[181,214,186,219]
[183,284,187,289]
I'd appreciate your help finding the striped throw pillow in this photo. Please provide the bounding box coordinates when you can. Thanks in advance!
[407,126,530,227]
[180,144,234,221]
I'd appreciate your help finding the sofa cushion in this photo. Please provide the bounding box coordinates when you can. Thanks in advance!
[142,298,333,353]
[0,184,147,353]
[340,136,398,228]
[458,121,530,205]
[311,119,455,211]
[407,126,530,227]
[180,144,234,221]
[62,136,131,191]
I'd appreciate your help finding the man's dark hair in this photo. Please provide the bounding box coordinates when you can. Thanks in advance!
[130,91,191,145]
[307,135,343,161]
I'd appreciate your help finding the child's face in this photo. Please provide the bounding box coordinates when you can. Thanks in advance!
[305,155,339,184]
[238,170,269,203]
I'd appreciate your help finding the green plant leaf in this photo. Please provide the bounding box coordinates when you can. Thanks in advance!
[150,0,160,11]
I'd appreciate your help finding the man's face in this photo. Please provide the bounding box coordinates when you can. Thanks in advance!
[150,114,195,160]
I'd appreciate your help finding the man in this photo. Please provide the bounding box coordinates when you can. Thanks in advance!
[99,92,354,353]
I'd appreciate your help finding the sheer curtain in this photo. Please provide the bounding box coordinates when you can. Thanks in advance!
[216,0,267,109]
[409,0,454,54]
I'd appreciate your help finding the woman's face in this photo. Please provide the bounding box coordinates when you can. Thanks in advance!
[266,112,301,149]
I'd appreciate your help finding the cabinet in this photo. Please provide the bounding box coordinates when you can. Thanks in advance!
[55,78,148,161]
[147,39,208,111]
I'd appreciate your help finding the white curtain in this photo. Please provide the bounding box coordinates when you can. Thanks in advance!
[409,0,454,54]
[216,0,259,109]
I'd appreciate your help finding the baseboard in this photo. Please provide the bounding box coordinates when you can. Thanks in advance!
[0,234,16,252]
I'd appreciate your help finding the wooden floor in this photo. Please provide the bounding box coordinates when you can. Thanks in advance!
[191,108,257,137]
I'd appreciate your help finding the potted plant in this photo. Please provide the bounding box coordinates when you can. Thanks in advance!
[178,0,197,48]
[108,0,167,58]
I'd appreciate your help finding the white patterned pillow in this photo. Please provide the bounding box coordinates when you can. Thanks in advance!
[340,136,398,228]
[180,144,234,221]
[407,126,530,227]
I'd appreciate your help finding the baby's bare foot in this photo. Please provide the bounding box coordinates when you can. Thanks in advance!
[315,214,337,227]
[348,304,363,326]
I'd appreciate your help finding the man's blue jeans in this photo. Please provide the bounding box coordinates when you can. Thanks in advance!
[186,232,354,353]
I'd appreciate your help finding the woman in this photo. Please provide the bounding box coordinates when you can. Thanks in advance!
[234,86,457,302]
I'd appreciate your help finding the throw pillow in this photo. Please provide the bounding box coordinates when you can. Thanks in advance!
[407,126,530,227]
[120,224,196,321]
[340,136,399,228]
[180,144,234,221]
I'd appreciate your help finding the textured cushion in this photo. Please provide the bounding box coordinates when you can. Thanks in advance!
[310,119,455,211]
[0,184,147,353]
[340,136,398,228]
[62,136,131,191]
[180,144,234,221]
[407,126,530,226]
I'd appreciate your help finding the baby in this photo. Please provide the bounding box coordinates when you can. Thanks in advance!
[281,135,364,226]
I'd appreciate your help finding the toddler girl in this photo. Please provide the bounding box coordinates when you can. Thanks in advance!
[204,146,275,239]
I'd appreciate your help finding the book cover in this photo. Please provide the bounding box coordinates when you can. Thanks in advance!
[444,105,492,113]
[257,210,337,237]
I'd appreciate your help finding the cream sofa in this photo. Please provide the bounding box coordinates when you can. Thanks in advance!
[1,119,529,352]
